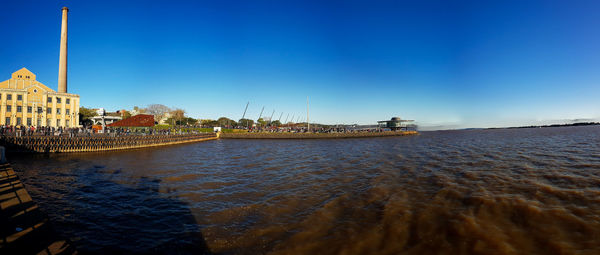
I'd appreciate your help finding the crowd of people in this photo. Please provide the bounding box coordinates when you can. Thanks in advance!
[0,123,405,137]
[0,125,205,137]
[0,125,89,137]
[243,126,391,133]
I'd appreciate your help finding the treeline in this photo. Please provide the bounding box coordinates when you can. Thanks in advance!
[79,104,194,126]
[78,104,309,128]
[498,122,600,129]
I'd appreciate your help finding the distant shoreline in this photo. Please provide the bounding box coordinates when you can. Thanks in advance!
[488,122,600,130]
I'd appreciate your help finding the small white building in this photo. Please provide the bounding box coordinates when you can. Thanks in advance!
[91,116,122,126]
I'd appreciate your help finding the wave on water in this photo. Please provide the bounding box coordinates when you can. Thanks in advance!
[10,126,600,254]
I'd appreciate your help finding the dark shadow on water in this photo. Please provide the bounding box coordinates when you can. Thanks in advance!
[6,154,216,255]
[0,163,77,255]
[68,176,214,255]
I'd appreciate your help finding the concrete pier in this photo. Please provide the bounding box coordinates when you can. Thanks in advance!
[0,131,416,154]
[220,130,418,139]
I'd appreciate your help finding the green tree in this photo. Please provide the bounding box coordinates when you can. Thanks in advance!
[166,116,197,126]
[200,119,214,126]
[270,120,282,126]
[184,117,198,125]
[121,110,132,119]
[207,120,220,127]
[239,118,254,128]
[257,118,267,127]
[170,108,186,126]
[79,106,96,126]
[217,117,236,127]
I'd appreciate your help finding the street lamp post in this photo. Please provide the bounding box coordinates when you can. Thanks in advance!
[97,108,106,133]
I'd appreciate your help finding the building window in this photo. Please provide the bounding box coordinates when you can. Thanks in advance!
[47,97,52,103]
[38,107,42,113]
[27,118,32,126]
[66,98,70,104]
[17,95,22,101]
[57,108,61,114]
[6,105,11,112]
[27,106,32,113]
[47,107,51,114]
[16,117,21,126]
[56,119,61,126]
[17,106,22,113]
[57,97,62,104]
[47,119,51,126]
[66,109,70,115]
[37,119,41,127]
[7,94,12,101]
[5,118,10,125]
[66,120,70,127]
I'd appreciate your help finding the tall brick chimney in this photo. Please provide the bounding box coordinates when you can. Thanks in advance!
[58,7,69,93]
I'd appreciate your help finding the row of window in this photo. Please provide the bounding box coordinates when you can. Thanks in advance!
[5,117,70,127]
[1,94,72,104]
[5,105,71,115]
[2,94,22,101]
[16,75,31,79]
[47,97,70,104]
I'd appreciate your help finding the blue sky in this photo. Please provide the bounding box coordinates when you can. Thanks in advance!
[1,0,599,129]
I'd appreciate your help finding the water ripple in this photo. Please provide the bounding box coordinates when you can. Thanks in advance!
[9,126,600,254]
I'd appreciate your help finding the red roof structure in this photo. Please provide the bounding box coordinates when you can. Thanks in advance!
[108,114,155,127]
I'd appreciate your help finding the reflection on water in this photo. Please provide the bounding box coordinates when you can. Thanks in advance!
[10,126,600,254]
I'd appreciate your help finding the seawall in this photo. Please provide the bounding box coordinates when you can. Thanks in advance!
[0,131,418,153]
[0,133,218,153]
[220,130,418,139]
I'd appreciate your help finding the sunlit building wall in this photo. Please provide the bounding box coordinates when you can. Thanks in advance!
[0,68,80,127]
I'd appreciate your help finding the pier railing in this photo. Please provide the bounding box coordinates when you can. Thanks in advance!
[0,133,218,153]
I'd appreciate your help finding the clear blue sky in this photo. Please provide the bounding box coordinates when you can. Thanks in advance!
[1,0,600,129]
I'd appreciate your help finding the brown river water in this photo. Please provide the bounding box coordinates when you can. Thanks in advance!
[9,126,600,254]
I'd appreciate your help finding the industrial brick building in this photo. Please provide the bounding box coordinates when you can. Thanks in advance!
[0,68,80,127]
[0,7,79,128]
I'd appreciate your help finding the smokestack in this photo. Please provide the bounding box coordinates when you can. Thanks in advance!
[58,7,68,93]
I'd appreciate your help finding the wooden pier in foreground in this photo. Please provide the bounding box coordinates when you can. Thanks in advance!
[0,162,76,254]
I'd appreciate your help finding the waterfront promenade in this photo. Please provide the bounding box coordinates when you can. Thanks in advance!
[0,133,218,153]
[0,129,417,153]
[221,130,418,139]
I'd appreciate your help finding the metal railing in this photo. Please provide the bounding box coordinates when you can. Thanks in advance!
[0,132,217,153]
